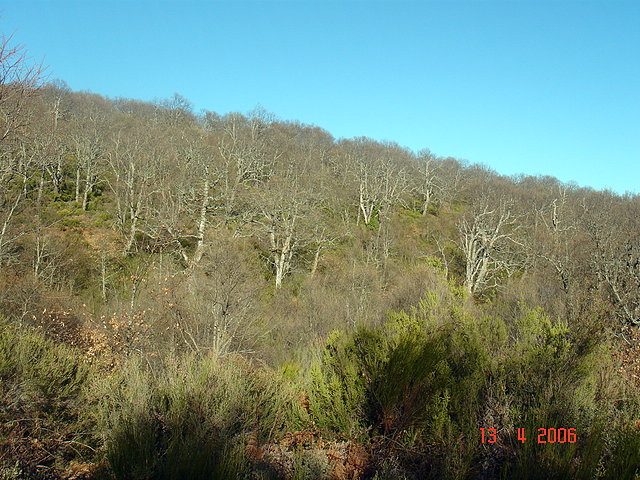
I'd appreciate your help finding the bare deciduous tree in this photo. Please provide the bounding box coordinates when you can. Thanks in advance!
[0,36,44,265]
[175,241,262,356]
[0,35,44,145]
[68,100,111,211]
[586,197,640,325]
[533,187,579,293]
[413,149,442,215]
[107,123,164,254]
[217,110,279,217]
[346,140,406,226]
[253,171,314,288]
[458,200,522,296]
[180,133,223,265]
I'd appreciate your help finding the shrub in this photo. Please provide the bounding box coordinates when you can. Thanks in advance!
[306,289,640,479]
[0,322,98,477]
[96,353,301,480]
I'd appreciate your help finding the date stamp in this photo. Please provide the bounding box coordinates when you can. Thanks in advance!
[480,427,576,444]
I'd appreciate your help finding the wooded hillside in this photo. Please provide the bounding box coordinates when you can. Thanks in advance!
[1,40,639,479]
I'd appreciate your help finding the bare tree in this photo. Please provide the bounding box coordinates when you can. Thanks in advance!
[458,200,523,296]
[135,128,227,266]
[0,36,44,264]
[107,123,164,254]
[438,157,465,206]
[0,173,25,264]
[309,224,340,277]
[0,35,44,145]
[30,220,71,287]
[533,187,579,293]
[585,196,640,325]
[69,106,107,210]
[346,139,406,226]
[253,171,313,289]
[181,133,222,264]
[413,149,442,215]
[171,241,262,356]
[158,92,195,127]
[217,110,279,216]
[596,240,640,326]
[0,139,43,264]
[32,87,71,198]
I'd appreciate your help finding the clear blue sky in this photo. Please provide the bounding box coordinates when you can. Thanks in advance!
[1,0,638,193]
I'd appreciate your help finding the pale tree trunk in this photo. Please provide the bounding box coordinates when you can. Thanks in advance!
[359,183,374,225]
[82,180,91,210]
[421,190,431,216]
[36,166,45,206]
[417,156,439,216]
[124,212,139,255]
[0,185,24,265]
[33,234,44,278]
[75,166,81,204]
[271,229,295,289]
[310,245,322,276]
[192,177,210,265]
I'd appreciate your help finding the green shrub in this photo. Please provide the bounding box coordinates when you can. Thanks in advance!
[0,322,98,476]
[96,354,300,480]
[306,289,640,479]
[0,323,89,416]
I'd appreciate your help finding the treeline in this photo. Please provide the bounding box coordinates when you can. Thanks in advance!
[0,61,639,478]
[2,85,639,338]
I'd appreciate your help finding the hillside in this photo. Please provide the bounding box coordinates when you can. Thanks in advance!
[1,72,640,478]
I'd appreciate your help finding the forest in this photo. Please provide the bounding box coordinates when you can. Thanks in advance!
[1,37,640,479]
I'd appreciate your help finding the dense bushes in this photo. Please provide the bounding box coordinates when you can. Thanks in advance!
[305,290,640,479]
[0,322,99,479]
[1,281,639,479]
[94,354,305,480]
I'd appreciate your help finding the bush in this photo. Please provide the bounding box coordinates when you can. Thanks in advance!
[96,353,301,480]
[306,289,640,479]
[0,322,99,477]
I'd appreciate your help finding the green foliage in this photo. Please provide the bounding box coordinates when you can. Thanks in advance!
[307,329,370,435]
[0,323,89,416]
[93,210,115,227]
[96,354,301,480]
[401,207,423,219]
[421,255,446,274]
[0,322,99,476]
[305,288,640,479]
[307,291,493,470]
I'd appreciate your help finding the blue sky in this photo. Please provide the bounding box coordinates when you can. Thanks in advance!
[1,0,638,194]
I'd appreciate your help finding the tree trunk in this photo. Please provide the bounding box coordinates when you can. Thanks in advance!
[75,166,81,204]
[192,178,209,264]
[36,167,45,206]
[0,190,23,265]
[82,182,90,211]
[124,215,138,255]
[310,245,321,276]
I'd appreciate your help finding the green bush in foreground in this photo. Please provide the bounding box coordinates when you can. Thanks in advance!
[2,284,640,480]
[94,354,303,480]
[306,291,640,479]
[0,322,99,478]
